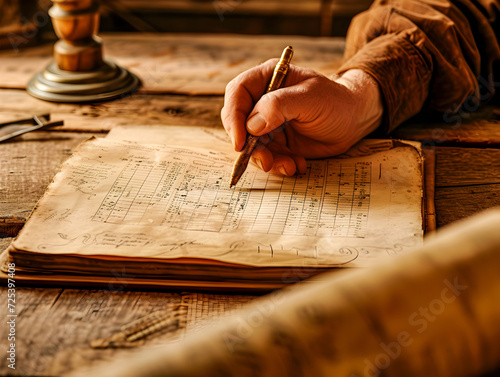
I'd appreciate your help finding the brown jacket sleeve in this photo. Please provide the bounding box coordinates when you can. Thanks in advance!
[336,0,500,133]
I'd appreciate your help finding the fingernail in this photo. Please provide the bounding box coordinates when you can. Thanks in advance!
[246,113,266,134]
[254,158,264,170]
[278,165,288,176]
[229,132,236,150]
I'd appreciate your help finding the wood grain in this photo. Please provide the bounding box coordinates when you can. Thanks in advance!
[0,286,255,376]
[435,184,500,227]
[0,237,11,252]
[433,147,500,227]
[0,217,24,237]
[0,132,101,220]
[0,287,183,376]
[2,89,500,149]
[434,147,500,187]
[391,106,500,146]
[0,90,223,132]
[0,33,345,95]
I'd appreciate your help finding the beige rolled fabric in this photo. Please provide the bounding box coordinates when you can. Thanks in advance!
[69,208,500,377]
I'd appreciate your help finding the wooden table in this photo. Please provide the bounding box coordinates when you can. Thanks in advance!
[0,33,499,376]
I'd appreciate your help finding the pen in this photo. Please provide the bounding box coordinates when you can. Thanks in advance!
[229,45,294,188]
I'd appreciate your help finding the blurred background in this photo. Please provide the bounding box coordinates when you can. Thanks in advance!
[0,0,373,50]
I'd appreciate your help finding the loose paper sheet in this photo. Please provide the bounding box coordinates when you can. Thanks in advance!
[12,127,423,268]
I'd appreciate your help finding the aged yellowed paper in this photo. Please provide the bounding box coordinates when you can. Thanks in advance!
[10,130,423,269]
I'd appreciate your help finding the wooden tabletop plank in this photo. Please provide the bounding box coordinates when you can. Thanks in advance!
[0,285,254,376]
[0,90,223,132]
[0,33,345,95]
[434,147,500,187]
[391,106,500,147]
[435,184,500,227]
[0,132,101,220]
[431,146,500,227]
[0,287,184,376]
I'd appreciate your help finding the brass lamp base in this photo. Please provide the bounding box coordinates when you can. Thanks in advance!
[27,60,140,103]
[27,0,140,103]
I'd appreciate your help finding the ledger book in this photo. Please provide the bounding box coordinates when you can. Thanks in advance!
[2,126,426,290]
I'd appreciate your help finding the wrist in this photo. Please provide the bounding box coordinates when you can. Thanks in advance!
[334,69,383,138]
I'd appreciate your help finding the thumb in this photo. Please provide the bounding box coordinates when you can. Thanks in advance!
[245,86,302,136]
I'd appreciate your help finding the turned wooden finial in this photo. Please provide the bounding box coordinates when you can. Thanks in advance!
[27,0,139,103]
[50,0,103,71]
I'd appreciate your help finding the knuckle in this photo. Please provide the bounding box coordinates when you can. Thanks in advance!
[265,91,282,108]
[265,92,287,122]
[224,77,238,94]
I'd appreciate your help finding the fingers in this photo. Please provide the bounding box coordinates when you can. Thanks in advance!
[251,142,307,177]
[221,60,279,151]
[221,60,319,151]
[221,60,328,177]
[290,154,308,175]
[250,145,273,172]
[245,77,319,137]
[269,154,300,176]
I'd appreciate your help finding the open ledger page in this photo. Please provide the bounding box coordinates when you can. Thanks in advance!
[11,128,423,268]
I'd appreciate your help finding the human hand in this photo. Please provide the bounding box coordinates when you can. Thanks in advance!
[221,60,383,176]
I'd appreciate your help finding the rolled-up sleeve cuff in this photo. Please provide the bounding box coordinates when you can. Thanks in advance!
[336,33,432,134]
